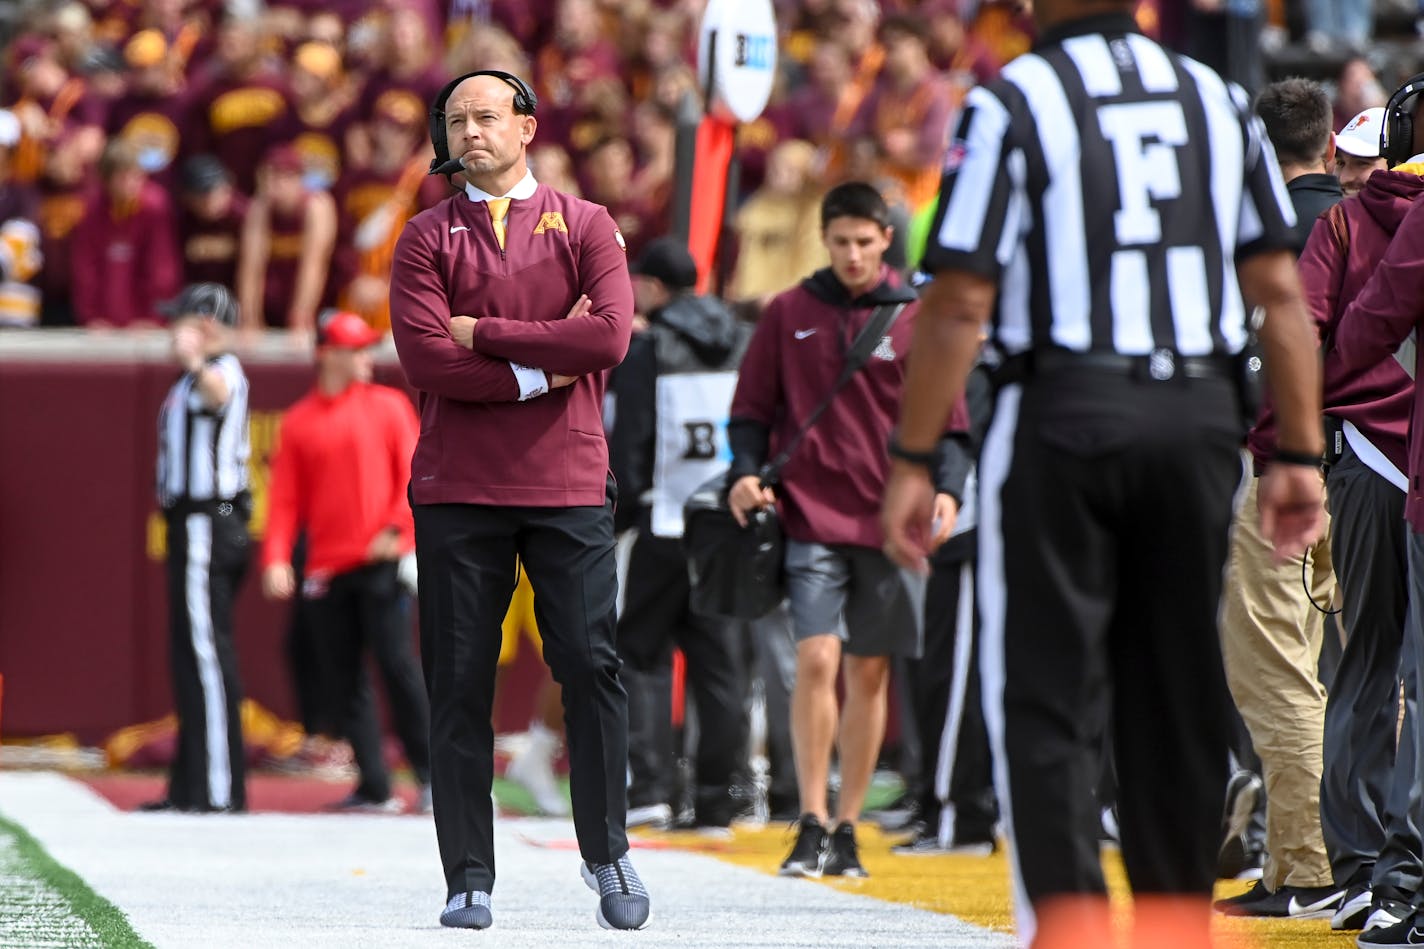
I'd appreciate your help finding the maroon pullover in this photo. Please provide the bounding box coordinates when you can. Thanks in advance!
[1248,170,1421,477]
[390,182,633,507]
[1333,177,1424,533]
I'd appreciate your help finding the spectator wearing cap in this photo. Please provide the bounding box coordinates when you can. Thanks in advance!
[347,8,447,173]
[178,155,248,289]
[1336,107,1390,199]
[145,281,251,814]
[181,14,294,196]
[261,310,432,814]
[609,237,752,835]
[333,90,448,332]
[104,30,187,193]
[272,41,355,193]
[847,14,958,212]
[236,143,337,332]
[70,137,182,327]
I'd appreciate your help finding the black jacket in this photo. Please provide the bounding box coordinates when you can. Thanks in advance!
[1286,172,1343,257]
[609,293,750,533]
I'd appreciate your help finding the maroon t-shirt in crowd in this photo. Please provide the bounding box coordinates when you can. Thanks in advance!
[69,180,182,326]
[271,105,357,192]
[105,89,190,193]
[357,68,447,129]
[729,266,967,551]
[183,71,293,195]
[34,177,84,315]
[179,191,249,289]
[259,194,331,327]
[389,182,634,508]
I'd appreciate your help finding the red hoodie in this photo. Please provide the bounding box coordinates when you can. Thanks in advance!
[1333,170,1424,532]
[389,183,633,507]
[1248,170,1421,478]
[262,381,418,578]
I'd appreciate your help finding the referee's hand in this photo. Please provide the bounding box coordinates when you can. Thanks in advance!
[1257,464,1327,563]
[882,463,936,576]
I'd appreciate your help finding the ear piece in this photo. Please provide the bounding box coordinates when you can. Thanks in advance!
[1381,73,1424,167]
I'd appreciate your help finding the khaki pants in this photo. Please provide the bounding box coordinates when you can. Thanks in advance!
[1220,470,1336,890]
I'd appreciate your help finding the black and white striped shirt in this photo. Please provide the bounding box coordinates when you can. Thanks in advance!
[156,353,250,509]
[923,13,1296,358]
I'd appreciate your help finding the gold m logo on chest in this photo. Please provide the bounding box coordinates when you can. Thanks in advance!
[533,212,568,236]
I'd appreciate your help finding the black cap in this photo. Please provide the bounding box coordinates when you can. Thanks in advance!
[159,283,240,326]
[631,237,698,291]
[180,155,231,193]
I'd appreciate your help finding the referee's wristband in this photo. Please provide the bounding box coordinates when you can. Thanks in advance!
[1272,449,1325,469]
[887,435,937,471]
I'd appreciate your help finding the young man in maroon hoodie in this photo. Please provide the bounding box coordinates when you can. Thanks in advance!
[728,182,964,879]
[389,70,647,933]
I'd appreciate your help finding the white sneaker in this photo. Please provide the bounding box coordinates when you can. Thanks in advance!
[626,803,673,829]
[504,723,568,816]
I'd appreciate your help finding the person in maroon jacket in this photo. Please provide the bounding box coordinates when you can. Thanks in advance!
[388,70,649,933]
[177,155,248,289]
[727,182,964,881]
[70,137,182,327]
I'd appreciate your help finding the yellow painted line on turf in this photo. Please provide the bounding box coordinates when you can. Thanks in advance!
[636,827,1351,948]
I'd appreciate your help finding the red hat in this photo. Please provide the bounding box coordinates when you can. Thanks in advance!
[317,310,381,349]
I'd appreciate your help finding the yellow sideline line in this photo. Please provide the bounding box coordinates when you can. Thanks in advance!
[635,825,1355,947]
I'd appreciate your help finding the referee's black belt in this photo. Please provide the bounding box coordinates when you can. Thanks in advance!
[994,348,1239,385]
[163,491,251,518]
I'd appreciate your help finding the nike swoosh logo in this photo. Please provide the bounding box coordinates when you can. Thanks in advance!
[1408,927,1424,945]
[1287,892,1342,916]
[794,329,816,339]
[450,225,470,234]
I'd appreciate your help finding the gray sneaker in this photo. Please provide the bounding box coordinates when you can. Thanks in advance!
[580,854,651,930]
[440,891,492,929]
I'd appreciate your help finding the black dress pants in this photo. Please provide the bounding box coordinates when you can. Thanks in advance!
[304,561,432,801]
[414,495,628,899]
[980,371,1243,929]
[164,503,250,811]
[617,519,747,823]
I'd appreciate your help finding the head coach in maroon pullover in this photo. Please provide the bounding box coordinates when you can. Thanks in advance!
[388,70,649,933]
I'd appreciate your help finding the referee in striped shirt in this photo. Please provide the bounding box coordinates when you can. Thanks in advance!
[147,282,252,814]
[882,1,1327,945]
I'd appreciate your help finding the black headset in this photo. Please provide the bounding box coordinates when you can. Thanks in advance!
[428,70,538,175]
[1381,73,1424,168]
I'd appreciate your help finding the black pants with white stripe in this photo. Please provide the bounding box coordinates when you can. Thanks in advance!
[414,489,628,900]
[980,371,1242,922]
[304,562,432,803]
[164,502,250,811]
[911,532,997,844]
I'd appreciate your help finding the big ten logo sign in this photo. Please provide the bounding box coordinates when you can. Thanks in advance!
[146,409,285,561]
[734,32,774,71]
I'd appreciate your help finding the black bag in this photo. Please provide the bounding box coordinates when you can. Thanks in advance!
[683,303,907,620]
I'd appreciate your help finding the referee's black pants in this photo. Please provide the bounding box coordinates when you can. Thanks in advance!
[304,561,432,802]
[164,502,250,811]
[617,514,747,823]
[414,492,628,899]
[980,371,1242,934]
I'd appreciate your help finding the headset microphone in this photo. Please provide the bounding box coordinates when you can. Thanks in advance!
[431,156,466,177]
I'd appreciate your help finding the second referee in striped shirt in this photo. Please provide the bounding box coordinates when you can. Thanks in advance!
[882,1,1327,946]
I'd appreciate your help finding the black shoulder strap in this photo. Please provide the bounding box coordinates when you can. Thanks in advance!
[760,303,906,484]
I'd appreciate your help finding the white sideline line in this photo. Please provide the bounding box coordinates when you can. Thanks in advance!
[0,772,1013,949]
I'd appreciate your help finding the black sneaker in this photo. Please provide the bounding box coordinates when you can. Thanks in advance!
[779,814,828,878]
[440,891,492,929]
[1218,770,1264,879]
[1358,910,1424,947]
[1362,901,1415,937]
[1213,881,1344,918]
[1334,885,1375,931]
[580,855,651,930]
[822,821,868,878]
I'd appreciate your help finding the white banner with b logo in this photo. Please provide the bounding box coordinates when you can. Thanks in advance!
[651,371,738,538]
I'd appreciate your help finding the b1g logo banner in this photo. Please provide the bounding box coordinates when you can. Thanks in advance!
[651,371,738,539]
[698,0,777,123]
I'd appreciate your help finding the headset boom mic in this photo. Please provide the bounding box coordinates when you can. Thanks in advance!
[430,155,466,177]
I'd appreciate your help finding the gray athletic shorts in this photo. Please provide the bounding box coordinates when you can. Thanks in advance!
[784,540,926,659]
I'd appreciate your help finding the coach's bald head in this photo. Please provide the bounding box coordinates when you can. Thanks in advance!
[443,74,537,194]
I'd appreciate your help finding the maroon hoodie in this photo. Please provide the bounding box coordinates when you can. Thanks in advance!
[729,265,967,550]
[1333,174,1424,532]
[389,183,633,508]
[1248,171,1421,478]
